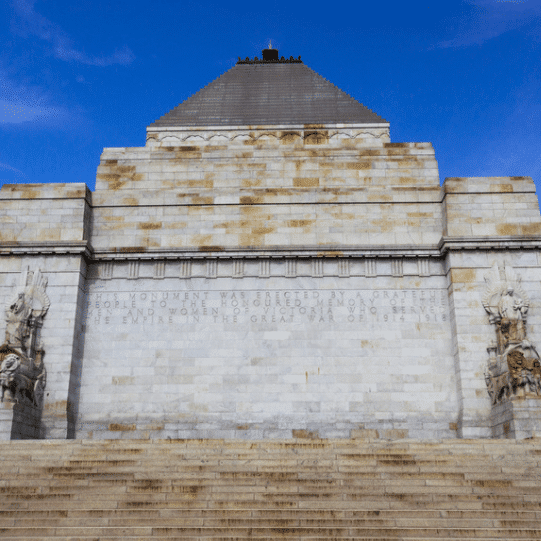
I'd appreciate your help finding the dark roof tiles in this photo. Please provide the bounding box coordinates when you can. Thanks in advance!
[150,62,386,128]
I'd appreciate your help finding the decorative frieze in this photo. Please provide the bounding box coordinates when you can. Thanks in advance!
[312,259,324,278]
[154,261,165,280]
[366,259,377,278]
[180,260,192,278]
[233,260,244,278]
[418,259,430,277]
[146,127,390,146]
[286,259,297,278]
[128,261,140,280]
[338,259,350,277]
[391,259,403,277]
[206,260,217,279]
[88,256,446,281]
[101,261,114,280]
[259,259,270,278]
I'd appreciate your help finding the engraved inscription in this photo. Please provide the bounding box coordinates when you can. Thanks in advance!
[85,288,448,326]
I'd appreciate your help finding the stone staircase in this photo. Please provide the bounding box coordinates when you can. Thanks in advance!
[0,438,540,539]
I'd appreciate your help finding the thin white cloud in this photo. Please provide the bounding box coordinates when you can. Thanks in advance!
[11,0,135,66]
[437,0,541,48]
[0,67,71,125]
[54,45,135,67]
[0,162,26,176]
[0,161,30,186]
[0,99,65,124]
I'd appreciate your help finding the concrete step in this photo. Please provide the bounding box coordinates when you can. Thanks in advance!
[2,508,540,518]
[2,538,541,541]
[0,438,539,539]
[2,516,541,529]
[1,526,541,538]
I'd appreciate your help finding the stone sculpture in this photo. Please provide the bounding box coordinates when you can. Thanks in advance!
[0,268,49,407]
[483,264,541,403]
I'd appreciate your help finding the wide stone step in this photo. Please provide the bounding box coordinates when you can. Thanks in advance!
[2,538,541,541]
[1,526,541,538]
[0,438,539,539]
[2,508,540,519]
[2,516,541,529]
[1,491,540,501]
[2,499,540,511]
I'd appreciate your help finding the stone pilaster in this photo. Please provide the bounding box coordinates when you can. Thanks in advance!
[0,183,92,439]
[443,175,541,439]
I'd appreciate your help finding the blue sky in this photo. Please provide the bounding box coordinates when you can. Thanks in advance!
[1,0,540,192]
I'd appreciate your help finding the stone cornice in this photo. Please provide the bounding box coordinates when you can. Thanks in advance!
[90,245,442,260]
[1,238,540,261]
[439,236,541,253]
[0,241,92,258]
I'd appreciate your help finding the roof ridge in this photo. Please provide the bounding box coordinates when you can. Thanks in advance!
[237,55,303,64]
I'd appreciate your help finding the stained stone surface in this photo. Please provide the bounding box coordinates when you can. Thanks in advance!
[0,401,42,439]
[76,272,457,440]
[1,53,541,440]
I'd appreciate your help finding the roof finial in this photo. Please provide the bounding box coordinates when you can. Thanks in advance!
[262,42,279,61]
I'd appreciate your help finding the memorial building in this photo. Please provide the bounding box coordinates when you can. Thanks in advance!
[1,46,541,441]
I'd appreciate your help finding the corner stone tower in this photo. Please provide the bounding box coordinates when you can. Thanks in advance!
[1,48,540,440]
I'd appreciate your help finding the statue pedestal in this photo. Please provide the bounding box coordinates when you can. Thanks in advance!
[490,397,541,439]
[0,400,42,440]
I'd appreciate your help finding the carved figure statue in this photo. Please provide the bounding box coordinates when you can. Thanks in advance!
[485,371,511,404]
[498,287,527,321]
[0,354,32,404]
[483,264,540,403]
[4,269,49,359]
[483,264,529,330]
[496,287,527,346]
[4,293,32,353]
[0,351,46,406]
[498,289,513,319]
[1,268,50,408]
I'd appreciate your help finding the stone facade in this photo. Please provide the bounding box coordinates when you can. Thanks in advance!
[1,53,540,440]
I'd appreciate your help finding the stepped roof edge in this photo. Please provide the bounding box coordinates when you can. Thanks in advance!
[147,123,390,133]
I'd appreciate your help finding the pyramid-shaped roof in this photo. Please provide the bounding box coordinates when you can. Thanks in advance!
[149,55,387,128]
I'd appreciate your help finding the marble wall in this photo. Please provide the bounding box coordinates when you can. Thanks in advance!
[76,266,458,440]
[1,124,540,439]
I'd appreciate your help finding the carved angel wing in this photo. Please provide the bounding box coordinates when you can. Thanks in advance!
[482,263,504,320]
[5,267,50,317]
[482,263,529,321]
[26,269,50,317]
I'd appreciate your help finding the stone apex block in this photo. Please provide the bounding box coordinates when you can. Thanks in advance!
[443,176,536,194]
[0,183,91,201]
